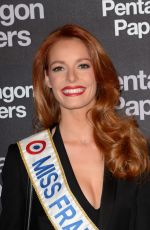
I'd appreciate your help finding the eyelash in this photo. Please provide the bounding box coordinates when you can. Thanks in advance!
[51,63,90,72]
[52,66,64,72]
[78,63,90,69]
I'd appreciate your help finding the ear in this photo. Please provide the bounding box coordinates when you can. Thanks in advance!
[45,71,52,88]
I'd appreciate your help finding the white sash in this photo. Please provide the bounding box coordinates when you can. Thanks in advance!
[18,129,99,230]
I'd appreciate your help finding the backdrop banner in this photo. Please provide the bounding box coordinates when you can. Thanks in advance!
[0,0,150,212]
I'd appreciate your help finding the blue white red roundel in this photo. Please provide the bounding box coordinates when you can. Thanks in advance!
[26,140,46,154]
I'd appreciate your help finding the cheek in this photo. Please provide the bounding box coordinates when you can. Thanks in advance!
[50,78,63,98]
[49,73,65,88]
[87,70,96,83]
[49,77,60,88]
[89,79,97,95]
[87,74,97,88]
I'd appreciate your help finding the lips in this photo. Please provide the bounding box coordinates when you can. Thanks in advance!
[61,86,86,96]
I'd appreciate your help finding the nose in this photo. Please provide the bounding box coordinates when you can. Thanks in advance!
[66,68,78,83]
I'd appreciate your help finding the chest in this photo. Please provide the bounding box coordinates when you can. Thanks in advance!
[64,141,104,209]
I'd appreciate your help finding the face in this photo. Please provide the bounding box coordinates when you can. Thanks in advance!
[45,38,97,113]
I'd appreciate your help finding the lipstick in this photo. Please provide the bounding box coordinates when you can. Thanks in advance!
[61,86,86,96]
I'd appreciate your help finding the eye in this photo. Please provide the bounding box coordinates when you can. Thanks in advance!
[78,63,90,69]
[51,66,64,72]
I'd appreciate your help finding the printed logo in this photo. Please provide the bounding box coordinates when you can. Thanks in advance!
[0,157,5,198]
[0,157,5,173]
[0,85,33,119]
[26,140,46,154]
[0,3,45,47]
[102,0,150,38]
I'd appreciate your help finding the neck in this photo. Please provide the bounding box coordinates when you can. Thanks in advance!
[59,109,94,144]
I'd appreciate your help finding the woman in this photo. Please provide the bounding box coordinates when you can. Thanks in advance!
[0,24,150,230]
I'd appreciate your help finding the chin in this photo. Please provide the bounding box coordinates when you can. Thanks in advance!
[61,102,94,111]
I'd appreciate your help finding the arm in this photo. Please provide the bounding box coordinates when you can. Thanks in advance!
[135,176,150,230]
[0,144,28,230]
[135,144,150,230]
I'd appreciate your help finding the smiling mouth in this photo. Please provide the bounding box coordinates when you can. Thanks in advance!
[62,86,86,96]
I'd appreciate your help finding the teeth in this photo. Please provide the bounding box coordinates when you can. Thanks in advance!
[63,88,85,94]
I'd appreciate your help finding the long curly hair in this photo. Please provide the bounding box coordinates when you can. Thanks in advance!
[32,24,149,179]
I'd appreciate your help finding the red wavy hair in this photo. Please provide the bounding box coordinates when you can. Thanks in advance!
[32,24,149,179]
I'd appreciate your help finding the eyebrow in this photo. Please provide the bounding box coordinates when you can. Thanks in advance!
[49,58,92,67]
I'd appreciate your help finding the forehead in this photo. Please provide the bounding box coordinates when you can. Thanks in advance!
[48,38,90,60]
